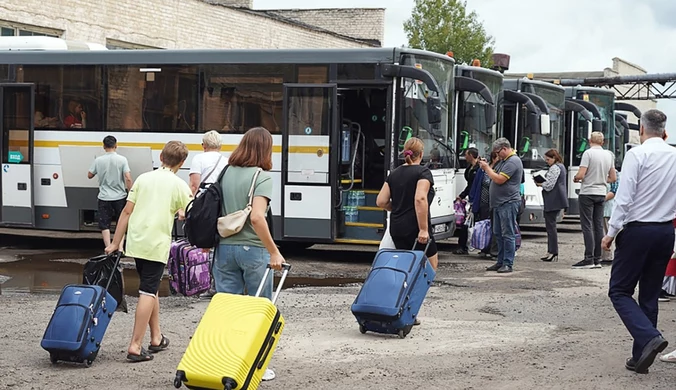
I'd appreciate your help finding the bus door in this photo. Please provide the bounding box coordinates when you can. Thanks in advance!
[0,84,35,227]
[281,84,338,240]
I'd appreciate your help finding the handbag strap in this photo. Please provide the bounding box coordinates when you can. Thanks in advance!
[246,168,263,207]
[201,154,223,185]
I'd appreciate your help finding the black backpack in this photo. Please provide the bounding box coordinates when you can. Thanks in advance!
[184,165,229,249]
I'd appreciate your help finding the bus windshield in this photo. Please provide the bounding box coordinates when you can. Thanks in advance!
[578,91,615,152]
[457,71,501,167]
[519,83,565,169]
[398,54,454,168]
[572,112,591,166]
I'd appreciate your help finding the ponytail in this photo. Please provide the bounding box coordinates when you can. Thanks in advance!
[402,137,424,165]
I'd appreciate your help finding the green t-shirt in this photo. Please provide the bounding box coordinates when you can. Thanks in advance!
[220,166,273,247]
[126,167,192,263]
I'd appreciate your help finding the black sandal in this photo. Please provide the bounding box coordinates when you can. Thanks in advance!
[126,347,154,363]
[148,334,170,353]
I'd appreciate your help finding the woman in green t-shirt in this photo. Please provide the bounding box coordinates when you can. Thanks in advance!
[213,127,285,382]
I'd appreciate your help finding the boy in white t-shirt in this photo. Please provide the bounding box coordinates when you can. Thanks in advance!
[188,130,228,299]
[189,130,228,196]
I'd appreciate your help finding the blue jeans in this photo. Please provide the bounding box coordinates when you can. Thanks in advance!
[493,201,520,267]
[214,244,273,300]
[608,223,674,360]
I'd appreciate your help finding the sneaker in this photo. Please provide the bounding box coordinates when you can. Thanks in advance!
[659,349,676,363]
[262,368,276,381]
[199,289,216,299]
[486,263,502,271]
[454,248,469,255]
[592,262,603,269]
[497,265,513,273]
[659,291,671,302]
[572,259,595,269]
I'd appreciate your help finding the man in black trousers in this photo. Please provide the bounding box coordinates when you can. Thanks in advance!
[603,109,676,374]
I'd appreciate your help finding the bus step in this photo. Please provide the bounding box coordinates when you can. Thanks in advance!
[340,179,363,184]
[342,225,384,242]
[334,238,381,246]
[345,222,383,228]
[354,207,385,224]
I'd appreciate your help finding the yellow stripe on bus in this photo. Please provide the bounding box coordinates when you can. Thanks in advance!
[30,140,328,154]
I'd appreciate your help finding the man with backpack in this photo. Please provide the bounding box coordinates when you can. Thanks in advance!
[187,130,228,298]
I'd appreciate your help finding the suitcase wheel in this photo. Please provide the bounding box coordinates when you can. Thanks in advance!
[174,371,185,389]
[85,360,93,367]
[49,354,58,364]
[359,324,367,334]
[397,329,406,339]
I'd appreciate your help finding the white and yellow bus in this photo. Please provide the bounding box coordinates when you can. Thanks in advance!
[0,39,459,249]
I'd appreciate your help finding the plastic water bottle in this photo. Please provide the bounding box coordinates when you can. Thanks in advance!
[347,191,357,207]
[344,207,356,222]
[357,191,366,206]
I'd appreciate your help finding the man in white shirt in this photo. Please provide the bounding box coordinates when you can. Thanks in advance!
[189,130,228,299]
[572,132,616,269]
[189,130,228,196]
[602,109,676,374]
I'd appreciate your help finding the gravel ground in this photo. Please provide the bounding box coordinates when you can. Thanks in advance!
[0,224,675,389]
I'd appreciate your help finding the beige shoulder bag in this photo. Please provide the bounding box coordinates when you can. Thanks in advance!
[217,168,263,238]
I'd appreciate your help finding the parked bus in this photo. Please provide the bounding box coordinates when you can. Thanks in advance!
[563,86,615,216]
[0,45,458,249]
[502,78,565,225]
[453,63,501,197]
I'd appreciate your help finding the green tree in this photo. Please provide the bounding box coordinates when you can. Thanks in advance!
[404,0,495,66]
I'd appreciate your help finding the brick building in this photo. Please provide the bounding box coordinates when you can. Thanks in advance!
[0,0,384,49]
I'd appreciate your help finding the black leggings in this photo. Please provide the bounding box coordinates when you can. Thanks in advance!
[391,233,438,257]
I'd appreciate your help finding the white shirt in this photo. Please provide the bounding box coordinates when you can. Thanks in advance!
[189,151,228,186]
[607,137,676,237]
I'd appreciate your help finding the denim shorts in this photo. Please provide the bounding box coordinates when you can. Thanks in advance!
[214,244,273,300]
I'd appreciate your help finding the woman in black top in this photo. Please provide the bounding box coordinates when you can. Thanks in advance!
[376,137,438,270]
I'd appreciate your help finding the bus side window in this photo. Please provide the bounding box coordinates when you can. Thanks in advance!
[23,65,104,131]
[107,65,198,132]
[201,64,295,134]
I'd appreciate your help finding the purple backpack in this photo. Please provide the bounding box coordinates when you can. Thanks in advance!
[168,240,211,297]
[470,219,491,251]
[454,200,467,226]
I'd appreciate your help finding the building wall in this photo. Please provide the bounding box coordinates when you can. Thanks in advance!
[264,8,385,45]
[603,58,656,144]
[0,0,377,50]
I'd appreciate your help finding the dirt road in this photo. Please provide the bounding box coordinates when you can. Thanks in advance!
[0,226,675,389]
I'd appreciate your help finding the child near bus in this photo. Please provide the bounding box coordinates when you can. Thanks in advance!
[105,140,193,362]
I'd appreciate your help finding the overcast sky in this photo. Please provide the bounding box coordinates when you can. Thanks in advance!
[256,0,676,136]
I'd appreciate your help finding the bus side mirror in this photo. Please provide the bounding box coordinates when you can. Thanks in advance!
[540,114,551,136]
[485,105,496,128]
[592,119,602,132]
[427,96,442,125]
[587,121,593,139]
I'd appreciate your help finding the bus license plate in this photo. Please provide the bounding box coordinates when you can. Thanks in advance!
[434,224,446,234]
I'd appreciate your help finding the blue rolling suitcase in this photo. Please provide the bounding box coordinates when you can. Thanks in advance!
[351,242,436,339]
[41,252,122,366]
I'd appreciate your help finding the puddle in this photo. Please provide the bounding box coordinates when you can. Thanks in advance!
[0,258,363,297]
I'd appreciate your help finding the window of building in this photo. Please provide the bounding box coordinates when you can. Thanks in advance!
[107,66,198,132]
[0,22,61,37]
[201,64,295,134]
[105,39,162,50]
[20,65,103,130]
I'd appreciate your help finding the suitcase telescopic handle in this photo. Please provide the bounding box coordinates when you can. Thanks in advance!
[103,251,124,292]
[411,239,432,254]
[255,263,291,305]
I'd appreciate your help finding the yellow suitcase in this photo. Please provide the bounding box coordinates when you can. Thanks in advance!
[174,263,290,390]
